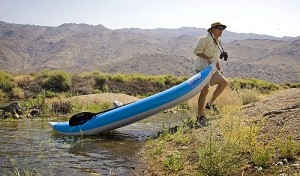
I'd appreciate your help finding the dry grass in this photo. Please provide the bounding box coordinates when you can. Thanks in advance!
[142,88,300,175]
[238,88,261,105]
[187,86,242,116]
[14,75,34,87]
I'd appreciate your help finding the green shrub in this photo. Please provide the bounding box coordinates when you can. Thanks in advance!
[34,70,50,82]
[274,135,300,161]
[149,141,165,155]
[102,84,109,92]
[163,151,184,172]
[94,74,109,89]
[112,73,127,82]
[161,126,190,145]
[12,87,25,99]
[23,91,48,116]
[44,90,57,98]
[0,89,6,98]
[251,145,272,168]
[229,78,281,94]
[83,102,111,113]
[164,75,186,85]
[151,78,165,88]
[0,70,15,92]
[284,82,300,88]
[92,89,102,94]
[41,70,71,92]
[197,125,246,176]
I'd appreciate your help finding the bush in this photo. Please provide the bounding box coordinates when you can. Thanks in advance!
[112,73,127,82]
[44,90,57,98]
[274,135,300,162]
[251,145,272,168]
[0,70,15,92]
[92,89,102,94]
[26,82,43,97]
[14,74,34,88]
[163,151,184,172]
[102,84,109,92]
[0,89,6,99]
[197,124,247,175]
[93,74,109,89]
[23,91,48,116]
[41,70,71,92]
[229,78,281,94]
[76,85,94,95]
[284,82,300,88]
[239,88,260,105]
[12,87,25,99]
[71,73,99,95]
[164,75,186,86]
[51,101,73,114]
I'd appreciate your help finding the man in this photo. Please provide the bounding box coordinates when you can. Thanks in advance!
[194,22,228,125]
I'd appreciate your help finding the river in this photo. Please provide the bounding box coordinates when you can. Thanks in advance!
[0,112,188,175]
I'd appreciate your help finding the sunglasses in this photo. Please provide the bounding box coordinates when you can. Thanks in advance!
[214,26,224,30]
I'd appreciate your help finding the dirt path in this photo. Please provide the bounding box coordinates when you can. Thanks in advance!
[243,88,300,142]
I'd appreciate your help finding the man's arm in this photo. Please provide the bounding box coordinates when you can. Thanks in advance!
[196,53,213,63]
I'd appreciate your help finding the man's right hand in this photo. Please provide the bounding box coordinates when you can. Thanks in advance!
[206,56,213,64]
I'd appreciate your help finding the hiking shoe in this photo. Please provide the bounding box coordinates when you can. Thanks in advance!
[195,115,208,127]
[205,102,220,113]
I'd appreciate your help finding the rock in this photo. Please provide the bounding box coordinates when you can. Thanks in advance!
[27,109,40,118]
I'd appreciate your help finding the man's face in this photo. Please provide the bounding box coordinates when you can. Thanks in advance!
[212,26,224,38]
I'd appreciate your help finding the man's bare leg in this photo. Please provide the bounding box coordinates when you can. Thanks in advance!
[198,85,209,117]
[210,79,228,103]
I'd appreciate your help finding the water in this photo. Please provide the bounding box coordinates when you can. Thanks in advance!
[0,112,188,175]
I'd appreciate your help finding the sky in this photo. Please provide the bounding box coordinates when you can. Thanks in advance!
[0,0,299,37]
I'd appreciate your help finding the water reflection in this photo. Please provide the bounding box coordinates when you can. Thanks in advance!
[0,112,189,175]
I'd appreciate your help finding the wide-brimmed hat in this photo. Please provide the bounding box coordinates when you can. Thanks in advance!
[207,22,227,32]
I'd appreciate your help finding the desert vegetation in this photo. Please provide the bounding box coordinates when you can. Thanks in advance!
[0,69,299,118]
[0,69,186,99]
[0,69,187,118]
[1,69,300,175]
[1,69,299,100]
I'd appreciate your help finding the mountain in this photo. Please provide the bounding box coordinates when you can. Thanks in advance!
[0,21,299,83]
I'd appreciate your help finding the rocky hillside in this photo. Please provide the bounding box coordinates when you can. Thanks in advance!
[0,21,299,83]
[223,39,300,83]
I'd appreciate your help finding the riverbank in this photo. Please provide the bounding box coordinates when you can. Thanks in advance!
[133,88,300,175]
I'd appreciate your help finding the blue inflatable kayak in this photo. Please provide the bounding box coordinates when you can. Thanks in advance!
[49,61,217,135]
